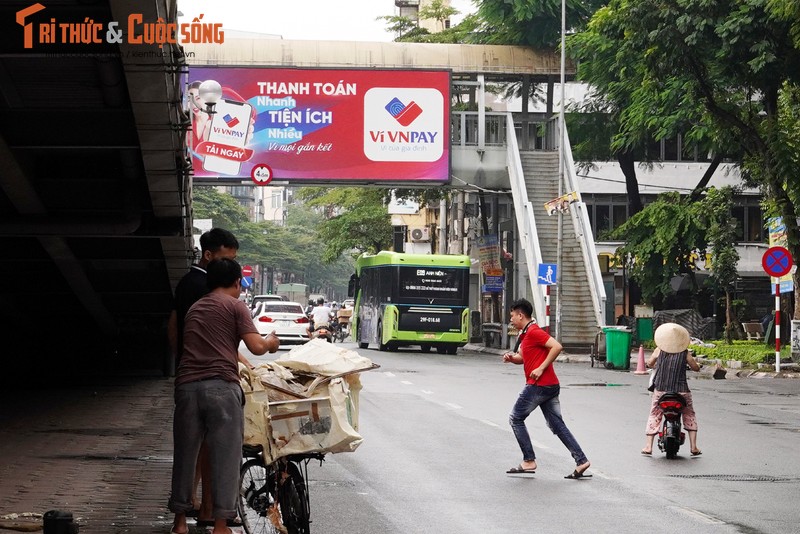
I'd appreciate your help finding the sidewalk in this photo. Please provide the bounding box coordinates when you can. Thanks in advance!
[0,377,181,534]
[463,343,800,379]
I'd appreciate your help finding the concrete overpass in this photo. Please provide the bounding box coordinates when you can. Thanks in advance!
[0,1,571,382]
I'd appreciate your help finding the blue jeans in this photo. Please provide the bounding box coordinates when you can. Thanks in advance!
[509,384,588,465]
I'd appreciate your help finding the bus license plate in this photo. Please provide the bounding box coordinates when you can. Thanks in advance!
[422,333,436,339]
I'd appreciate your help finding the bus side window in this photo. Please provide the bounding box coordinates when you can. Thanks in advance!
[348,274,358,298]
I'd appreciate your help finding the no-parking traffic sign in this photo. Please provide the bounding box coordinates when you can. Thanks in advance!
[762,246,793,278]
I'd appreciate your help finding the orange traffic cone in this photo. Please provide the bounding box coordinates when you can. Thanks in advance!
[634,345,648,375]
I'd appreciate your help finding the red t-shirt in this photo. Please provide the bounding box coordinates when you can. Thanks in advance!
[519,322,559,386]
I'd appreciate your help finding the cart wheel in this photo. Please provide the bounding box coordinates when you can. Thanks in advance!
[279,461,310,534]
[604,361,615,369]
[239,459,280,534]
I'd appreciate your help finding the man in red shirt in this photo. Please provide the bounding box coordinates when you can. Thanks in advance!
[502,298,591,479]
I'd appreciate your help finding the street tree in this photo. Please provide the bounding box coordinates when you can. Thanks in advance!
[418,0,460,32]
[476,0,603,48]
[578,0,800,315]
[609,191,708,307]
[192,186,354,295]
[568,4,731,216]
[296,187,394,263]
[701,187,741,343]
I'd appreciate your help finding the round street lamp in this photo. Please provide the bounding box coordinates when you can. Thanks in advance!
[198,79,222,114]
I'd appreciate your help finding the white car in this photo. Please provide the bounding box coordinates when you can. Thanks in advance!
[253,301,310,345]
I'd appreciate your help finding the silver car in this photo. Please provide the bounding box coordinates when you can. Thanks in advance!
[253,301,309,345]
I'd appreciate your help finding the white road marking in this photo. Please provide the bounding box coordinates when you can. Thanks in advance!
[400,380,413,385]
[446,403,462,410]
[673,506,726,525]
[421,390,434,395]
[480,419,499,427]
[383,372,395,377]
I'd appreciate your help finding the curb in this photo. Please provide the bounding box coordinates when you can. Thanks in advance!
[462,344,800,378]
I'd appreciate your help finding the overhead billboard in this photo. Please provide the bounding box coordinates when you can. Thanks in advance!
[187,67,451,183]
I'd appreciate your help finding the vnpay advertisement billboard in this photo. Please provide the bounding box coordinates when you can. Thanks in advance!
[187,67,451,183]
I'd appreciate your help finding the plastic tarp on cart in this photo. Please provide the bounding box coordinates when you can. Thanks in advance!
[241,339,378,464]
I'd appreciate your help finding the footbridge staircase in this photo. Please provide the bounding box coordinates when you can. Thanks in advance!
[506,116,606,348]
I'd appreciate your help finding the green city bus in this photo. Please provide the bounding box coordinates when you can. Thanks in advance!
[349,251,470,354]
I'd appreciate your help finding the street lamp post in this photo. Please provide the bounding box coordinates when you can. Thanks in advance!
[555,0,566,341]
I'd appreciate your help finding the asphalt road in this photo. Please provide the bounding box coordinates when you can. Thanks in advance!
[246,342,800,534]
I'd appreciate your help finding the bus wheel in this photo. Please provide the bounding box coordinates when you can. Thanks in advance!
[446,346,458,355]
[420,345,432,353]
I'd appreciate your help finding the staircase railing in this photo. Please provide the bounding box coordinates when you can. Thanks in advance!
[505,113,547,324]
[546,116,607,328]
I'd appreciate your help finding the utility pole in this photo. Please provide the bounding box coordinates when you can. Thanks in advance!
[555,0,566,342]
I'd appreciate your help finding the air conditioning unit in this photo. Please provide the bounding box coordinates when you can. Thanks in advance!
[410,226,430,242]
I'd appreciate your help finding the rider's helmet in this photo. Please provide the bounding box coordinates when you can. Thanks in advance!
[317,297,325,305]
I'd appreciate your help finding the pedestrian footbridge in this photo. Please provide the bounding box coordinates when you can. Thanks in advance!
[0,2,602,384]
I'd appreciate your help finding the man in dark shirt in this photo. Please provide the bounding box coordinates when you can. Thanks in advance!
[168,258,279,534]
[166,228,241,524]
[168,228,240,367]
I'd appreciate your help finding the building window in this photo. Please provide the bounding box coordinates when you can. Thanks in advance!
[586,195,629,239]
[595,205,611,236]
[732,204,765,243]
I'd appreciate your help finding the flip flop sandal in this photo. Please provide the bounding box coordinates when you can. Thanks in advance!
[506,465,536,474]
[565,469,593,479]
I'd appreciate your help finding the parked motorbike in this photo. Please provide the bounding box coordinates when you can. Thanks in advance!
[656,392,686,459]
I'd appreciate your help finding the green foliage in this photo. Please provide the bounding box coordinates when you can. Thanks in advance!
[418,0,460,32]
[376,14,418,36]
[477,0,604,48]
[191,186,353,298]
[690,340,789,366]
[295,187,393,263]
[609,191,708,302]
[573,0,800,312]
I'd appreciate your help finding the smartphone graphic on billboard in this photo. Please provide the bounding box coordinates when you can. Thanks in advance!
[203,99,254,176]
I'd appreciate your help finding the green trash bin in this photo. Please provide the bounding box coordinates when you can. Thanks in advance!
[637,317,654,342]
[603,327,632,370]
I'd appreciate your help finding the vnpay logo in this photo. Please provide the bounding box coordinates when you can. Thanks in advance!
[223,114,240,128]
[364,87,444,163]
[385,97,423,127]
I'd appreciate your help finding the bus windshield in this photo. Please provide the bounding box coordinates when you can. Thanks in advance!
[397,266,467,303]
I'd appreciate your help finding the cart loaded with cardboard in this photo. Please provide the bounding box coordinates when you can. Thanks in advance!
[238,338,379,534]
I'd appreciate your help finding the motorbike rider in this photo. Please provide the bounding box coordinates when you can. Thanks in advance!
[642,322,702,456]
[307,297,332,339]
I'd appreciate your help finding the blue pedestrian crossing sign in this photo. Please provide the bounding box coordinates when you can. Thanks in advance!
[241,276,253,289]
[538,264,557,285]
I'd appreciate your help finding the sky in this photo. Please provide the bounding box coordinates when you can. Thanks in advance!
[177,0,476,42]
